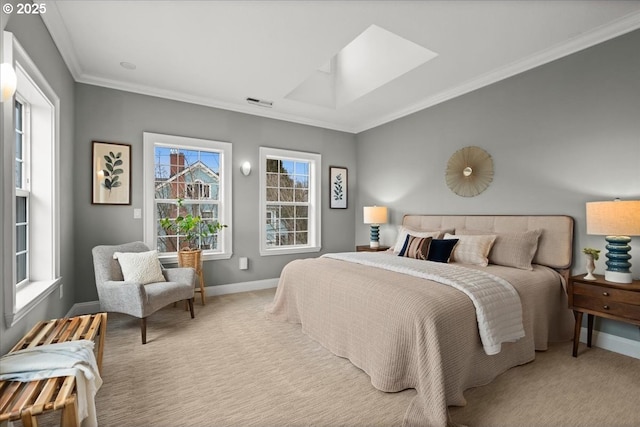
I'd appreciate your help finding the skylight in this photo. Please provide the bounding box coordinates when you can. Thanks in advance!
[286,25,438,109]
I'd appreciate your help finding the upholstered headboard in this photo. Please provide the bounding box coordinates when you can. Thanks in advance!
[402,215,574,280]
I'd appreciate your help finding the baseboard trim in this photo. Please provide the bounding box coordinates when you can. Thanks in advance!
[67,300,101,317]
[206,278,279,296]
[67,279,279,317]
[580,327,640,359]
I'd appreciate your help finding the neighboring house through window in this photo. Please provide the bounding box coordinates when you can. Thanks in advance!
[2,31,61,327]
[259,147,321,256]
[143,132,232,261]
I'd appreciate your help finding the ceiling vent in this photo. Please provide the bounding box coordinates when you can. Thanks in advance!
[246,97,273,108]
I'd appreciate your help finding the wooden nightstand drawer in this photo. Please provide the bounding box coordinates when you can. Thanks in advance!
[568,274,640,357]
[573,282,640,306]
[573,295,640,322]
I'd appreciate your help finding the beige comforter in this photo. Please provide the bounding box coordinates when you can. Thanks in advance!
[266,254,573,427]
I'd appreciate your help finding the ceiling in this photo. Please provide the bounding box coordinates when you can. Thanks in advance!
[40,1,640,133]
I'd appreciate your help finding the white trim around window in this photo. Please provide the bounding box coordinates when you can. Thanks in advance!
[2,32,61,327]
[259,147,321,256]
[143,132,233,262]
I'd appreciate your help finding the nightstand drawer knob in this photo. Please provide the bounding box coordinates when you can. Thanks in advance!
[602,292,609,296]
[603,305,609,310]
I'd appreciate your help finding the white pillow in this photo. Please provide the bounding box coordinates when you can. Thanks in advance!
[444,233,496,266]
[113,250,166,285]
[392,226,441,253]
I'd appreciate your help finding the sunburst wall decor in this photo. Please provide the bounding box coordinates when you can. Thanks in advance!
[445,146,493,197]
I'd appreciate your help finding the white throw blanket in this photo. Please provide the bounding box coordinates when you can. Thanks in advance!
[0,340,102,427]
[322,252,525,355]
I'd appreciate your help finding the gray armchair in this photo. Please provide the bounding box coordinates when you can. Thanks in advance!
[92,241,196,344]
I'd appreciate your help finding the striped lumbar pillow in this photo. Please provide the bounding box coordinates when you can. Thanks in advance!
[399,235,432,260]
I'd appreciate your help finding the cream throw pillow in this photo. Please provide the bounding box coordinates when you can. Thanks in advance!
[444,233,496,266]
[113,250,166,285]
[456,229,542,270]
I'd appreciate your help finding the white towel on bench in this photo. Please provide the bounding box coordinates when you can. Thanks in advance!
[0,340,102,427]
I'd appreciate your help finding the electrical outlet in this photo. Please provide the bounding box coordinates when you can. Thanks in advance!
[239,257,248,270]
[59,284,63,299]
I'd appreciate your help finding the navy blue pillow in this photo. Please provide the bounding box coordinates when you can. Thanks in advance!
[427,239,459,263]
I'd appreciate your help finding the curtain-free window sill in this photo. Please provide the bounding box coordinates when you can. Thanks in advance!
[159,251,232,266]
[260,246,321,257]
[5,278,62,328]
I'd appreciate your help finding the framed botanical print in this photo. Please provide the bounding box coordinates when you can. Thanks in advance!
[329,166,348,209]
[92,141,132,205]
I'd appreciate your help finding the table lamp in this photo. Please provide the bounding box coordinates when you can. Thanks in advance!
[363,206,388,248]
[586,199,640,283]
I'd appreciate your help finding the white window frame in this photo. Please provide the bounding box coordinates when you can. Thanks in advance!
[2,32,61,327]
[259,147,321,256]
[15,97,30,289]
[143,132,233,262]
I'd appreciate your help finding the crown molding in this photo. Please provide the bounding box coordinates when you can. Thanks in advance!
[40,1,83,79]
[76,73,356,133]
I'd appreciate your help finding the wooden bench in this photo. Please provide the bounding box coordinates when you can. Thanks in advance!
[0,313,107,427]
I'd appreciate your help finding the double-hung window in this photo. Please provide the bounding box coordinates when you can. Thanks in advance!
[15,99,29,288]
[259,147,321,255]
[3,31,60,327]
[143,132,232,261]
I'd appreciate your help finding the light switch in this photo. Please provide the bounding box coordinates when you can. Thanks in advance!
[133,208,142,219]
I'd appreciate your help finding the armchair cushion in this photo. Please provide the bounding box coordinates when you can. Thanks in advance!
[113,250,166,285]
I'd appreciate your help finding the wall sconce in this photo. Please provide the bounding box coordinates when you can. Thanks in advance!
[241,161,251,176]
[586,199,640,283]
[1,63,17,102]
[363,206,388,248]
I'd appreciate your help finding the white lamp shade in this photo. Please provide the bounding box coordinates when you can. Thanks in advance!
[586,200,640,236]
[363,206,388,224]
[1,63,17,102]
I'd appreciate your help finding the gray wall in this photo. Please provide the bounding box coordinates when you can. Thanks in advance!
[355,29,640,342]
[74,84,357,302]
[1,6,76,355]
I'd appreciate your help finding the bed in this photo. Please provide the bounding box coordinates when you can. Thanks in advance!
[266,215,575,427]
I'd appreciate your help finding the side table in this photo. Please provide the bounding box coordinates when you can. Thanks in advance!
[568,274,640,357]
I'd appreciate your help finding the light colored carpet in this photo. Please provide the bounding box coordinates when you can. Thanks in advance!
[23,288,640,426]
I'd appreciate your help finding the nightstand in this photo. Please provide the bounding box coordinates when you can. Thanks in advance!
[356,245,390,252]
[568,274,640,357]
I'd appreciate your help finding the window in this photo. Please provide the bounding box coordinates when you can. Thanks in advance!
[143,133,232,261]
[259,147,321,256]
[2,31,61,327]
[15,99,28,288]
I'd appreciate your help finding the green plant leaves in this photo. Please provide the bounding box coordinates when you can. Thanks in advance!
[101,151,124,191]
[159,198,227,250]
[333,173,343,201]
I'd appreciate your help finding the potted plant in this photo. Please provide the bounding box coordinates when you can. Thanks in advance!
[582,247,600,280]
[160,198,227,269]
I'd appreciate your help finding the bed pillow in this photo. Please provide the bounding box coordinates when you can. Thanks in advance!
[456,229,542,270]
[427,239,459,263]
[113,250,166,285]
[444,233,496,266]
[392,226,452,253]
[399,235,432,260]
